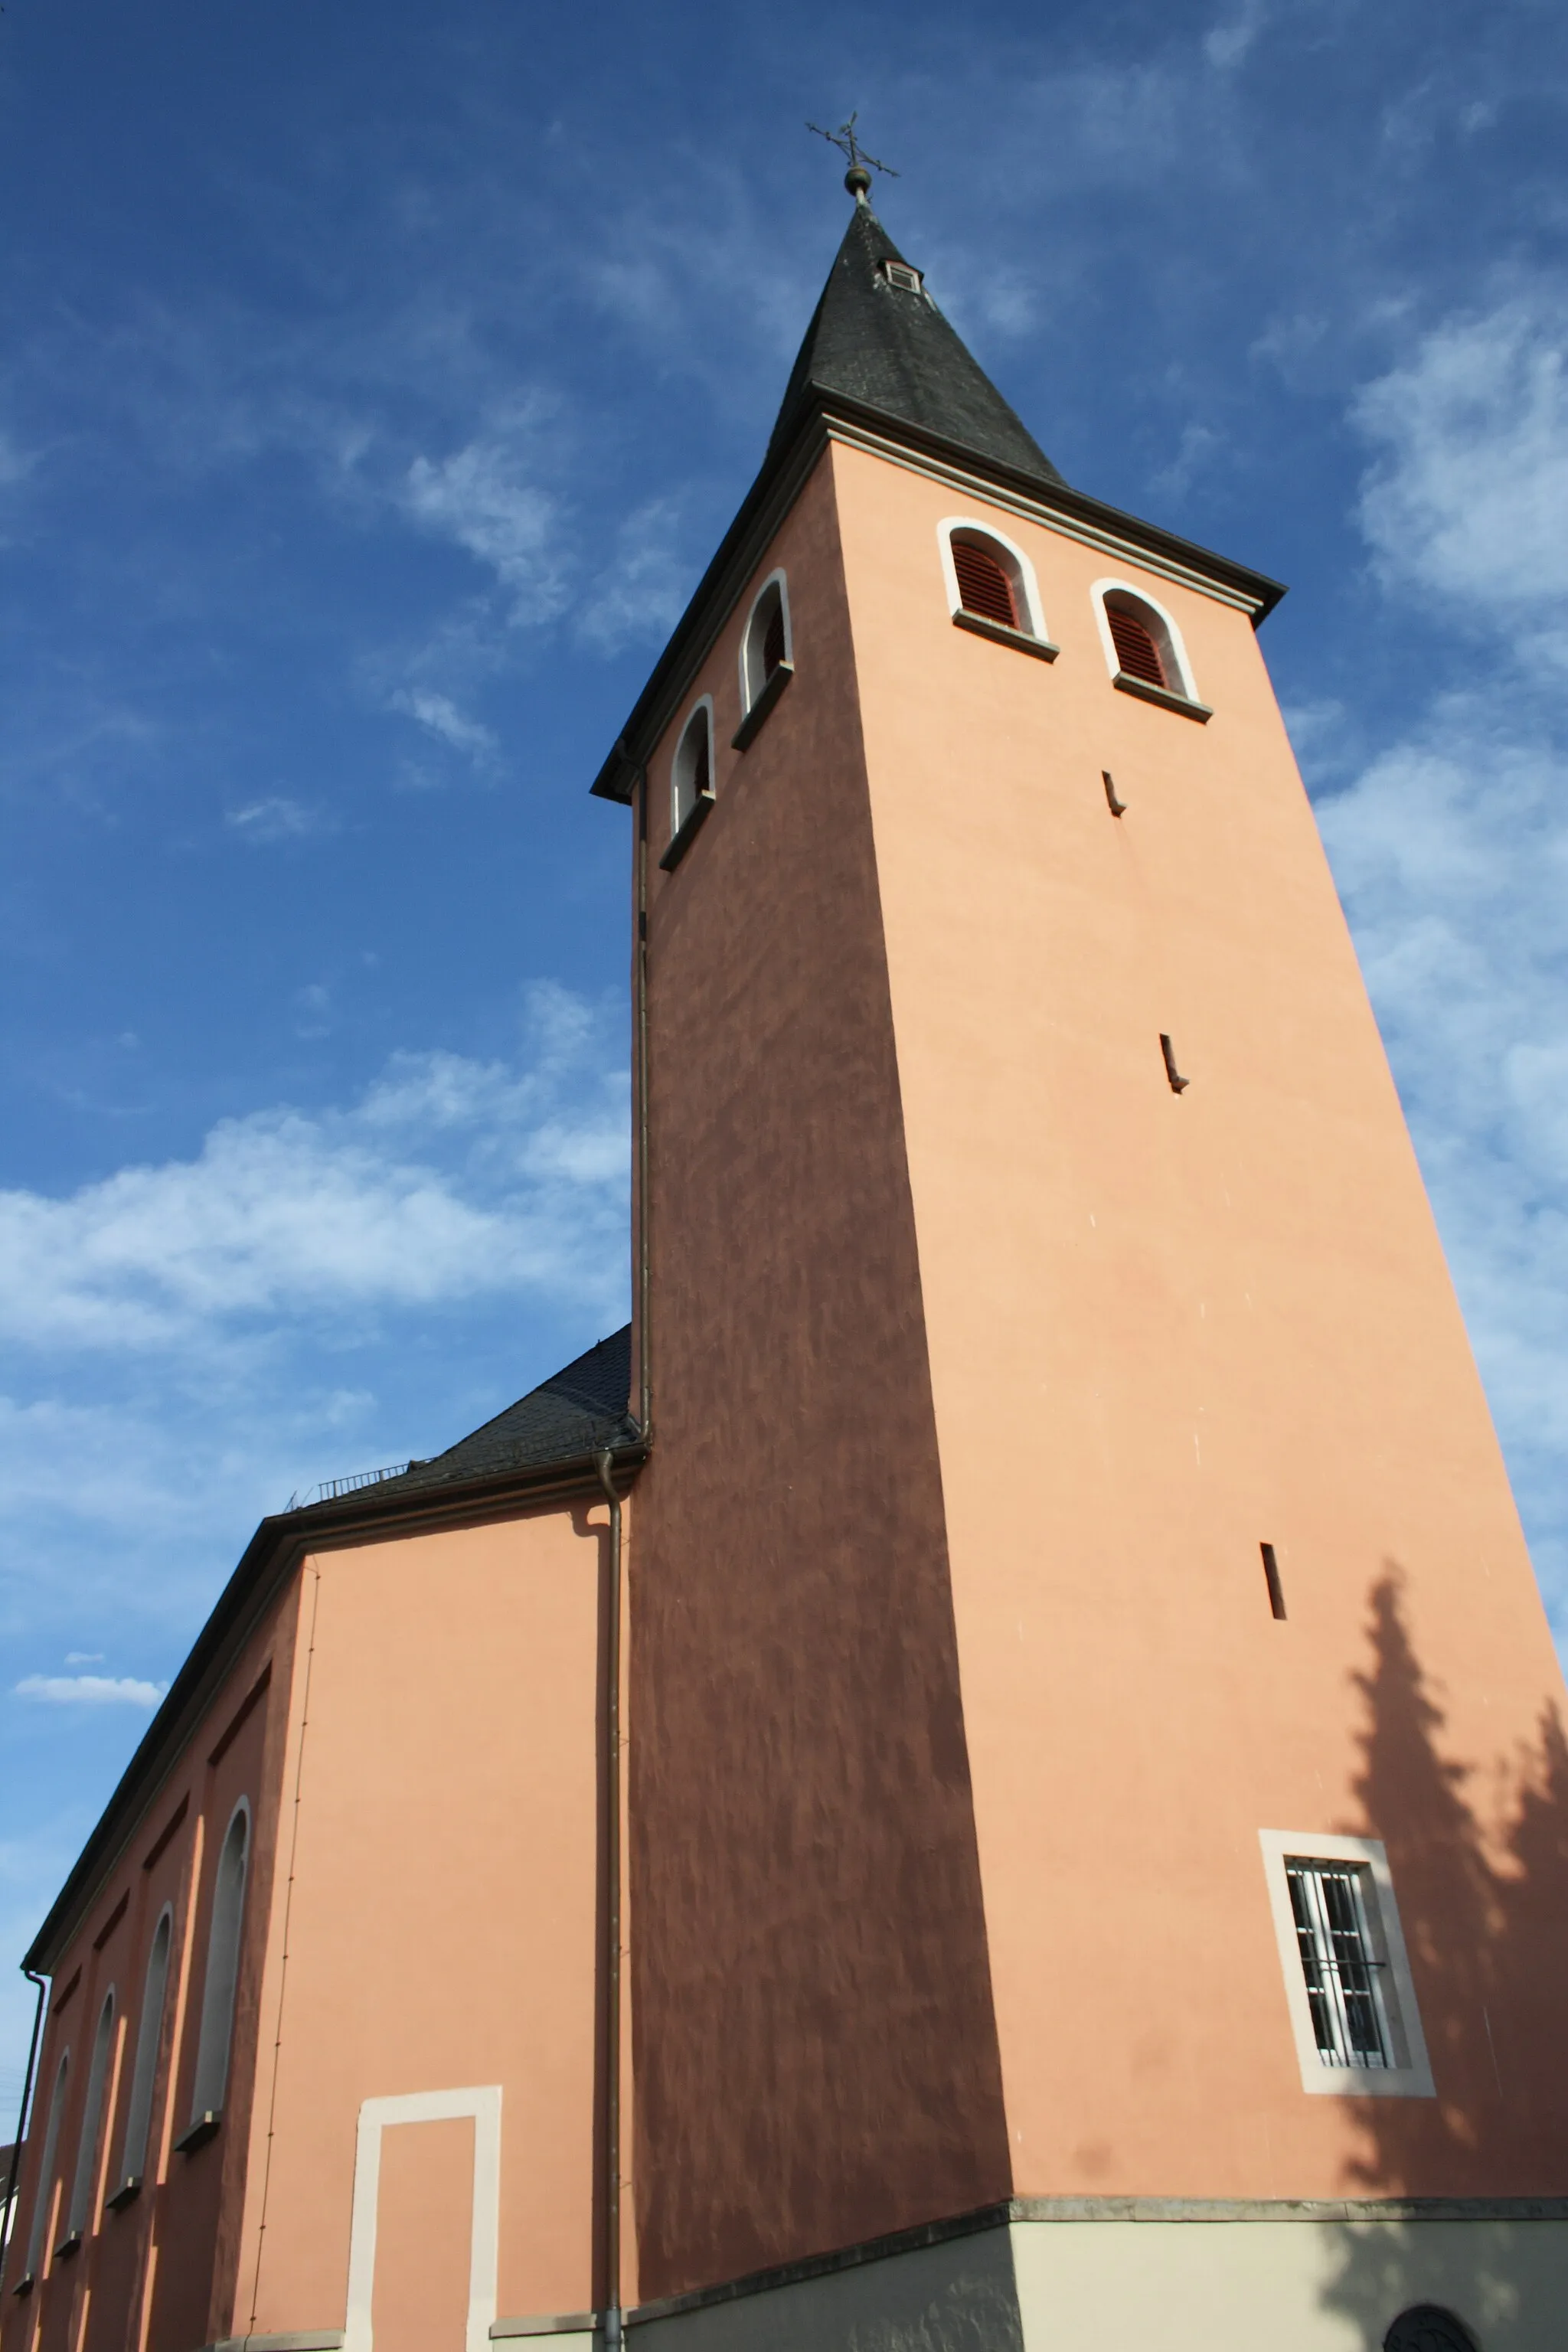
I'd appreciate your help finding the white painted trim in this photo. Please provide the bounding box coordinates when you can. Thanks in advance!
[1089,577,1200,704]
[343,2086,502,2352]
[669,695,716,838]
[826,421,1266,613]
[937,516,1049,641]
[191,1795,251,2122]
[1258,1831,1435,2099]
[738,570,792,715]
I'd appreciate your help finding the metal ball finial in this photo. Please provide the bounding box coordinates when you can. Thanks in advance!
[807,113,899,203]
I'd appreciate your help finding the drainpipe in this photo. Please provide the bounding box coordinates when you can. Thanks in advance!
[0,1968,47,2292]
[594,1449,625,2352]
[634,770,652,1437]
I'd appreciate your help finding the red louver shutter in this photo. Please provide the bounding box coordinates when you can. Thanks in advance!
[762,597,786,678]
[1107,604,1167,688]
[952,539,1018,629]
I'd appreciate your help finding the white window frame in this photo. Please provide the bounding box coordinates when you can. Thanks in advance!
[24,2047,70,2281]
[189,1796,250,2126]
[1090,577,1201,704]
[669,695,716,839]
[738,570,793,717]
[63,1986,116,2243]
[116,1904,173,2194]
[343,2086,501,2352]
[938,517,1051,644]
[1259,1830,1435,2098]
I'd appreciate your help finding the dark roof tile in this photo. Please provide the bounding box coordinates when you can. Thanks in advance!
[768,201,1064,488]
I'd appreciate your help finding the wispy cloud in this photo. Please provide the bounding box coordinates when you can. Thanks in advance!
[578,498,691,654]
[389,687,498,763]
[15,1674,168,1707]
[227,795,336,843]
[1354,292,1568,653]
[1317,297,1568,1625]
[0,984,627,1359]
[403,405,569,625]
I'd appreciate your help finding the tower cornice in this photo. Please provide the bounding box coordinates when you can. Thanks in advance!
[590,389,1285,805]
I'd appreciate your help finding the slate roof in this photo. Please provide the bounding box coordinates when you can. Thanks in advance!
[766,198,1065,489]
[374,1325,637,1498]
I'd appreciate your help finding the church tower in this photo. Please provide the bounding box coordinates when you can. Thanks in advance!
[593,171,1568,2345]
[6,169,1567,2352]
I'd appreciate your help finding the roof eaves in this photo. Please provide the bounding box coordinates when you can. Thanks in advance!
[23,1434,647,1975]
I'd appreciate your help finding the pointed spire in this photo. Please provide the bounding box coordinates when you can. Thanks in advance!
[768,200,1064,488]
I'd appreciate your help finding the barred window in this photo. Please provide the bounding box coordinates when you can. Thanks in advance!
[1287,1859,1391,2069]
[1259,1830,1433,2097]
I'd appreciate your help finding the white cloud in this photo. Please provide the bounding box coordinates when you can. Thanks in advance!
[64,1652,104,1664]
[1354,294,1568,649]
[1204,0,1272,70]
[0,983,628,1358]
[227,796,335,843]
[403,407,568,625]
[577,498,691,654]
[390,688,498,763]
[15,1674,168,1707]
[1318,299,1568,1629]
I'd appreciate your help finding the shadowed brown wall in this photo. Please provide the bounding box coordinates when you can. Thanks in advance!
[629,452,1011,2299]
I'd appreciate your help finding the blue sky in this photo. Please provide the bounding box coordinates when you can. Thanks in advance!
[2,0,1566,2102]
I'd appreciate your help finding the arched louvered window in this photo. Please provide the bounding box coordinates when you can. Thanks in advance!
[1094,583,1202,711]
[952,536,1018,629]
[64,1988,115,2243]
[189,1801,249,2129]
[1106,599,1168,688]
[671,701,714,831]
[116,1907,172,2194]
[24,2049,69,2280]
[740,573,792,718]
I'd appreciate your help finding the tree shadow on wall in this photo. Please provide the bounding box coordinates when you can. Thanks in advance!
[1317,1569,1568,2350]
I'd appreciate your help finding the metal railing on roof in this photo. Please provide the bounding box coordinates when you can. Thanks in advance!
[286,1461,412,1513]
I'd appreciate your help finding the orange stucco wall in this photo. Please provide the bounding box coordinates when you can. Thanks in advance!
[830,439,1568,2199]
[234,1503,611,2336]
[5,1494,613,2352]
[628,449,1010,2301]
[4,1600,296,2352]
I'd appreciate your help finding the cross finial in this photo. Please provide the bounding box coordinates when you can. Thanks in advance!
[806,112,900,206]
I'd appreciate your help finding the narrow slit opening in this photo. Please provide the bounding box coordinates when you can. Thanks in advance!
[1262,1541,1287,1621]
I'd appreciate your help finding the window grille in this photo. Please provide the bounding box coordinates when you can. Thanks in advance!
[1106,601,1168,688]
[881,260,923,293]
[952,538,1018,630]
[1287,1859,1391,2068]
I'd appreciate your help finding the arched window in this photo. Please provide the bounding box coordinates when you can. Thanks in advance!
[116,1907,172,2197]
[662,698,717,868]
[1093,580,1206,715]
[953,535,1018,629]
[740,572,792,716]
[188,1801,249,2132]
[1383,2308,1479,2352]
[1106,596,1168,687]
[939,521,1056,658]
[23,2049,69,2281]
[63,1988,115,2246]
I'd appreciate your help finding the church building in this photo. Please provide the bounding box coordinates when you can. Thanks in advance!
[4,162,1567,2352]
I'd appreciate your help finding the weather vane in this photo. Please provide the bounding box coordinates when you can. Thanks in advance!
[806,112,899,204]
